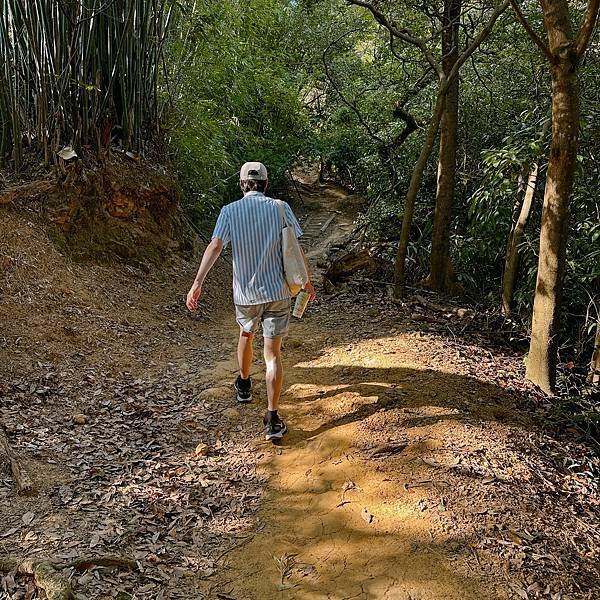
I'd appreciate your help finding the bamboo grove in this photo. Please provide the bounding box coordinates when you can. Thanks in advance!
[0,0,173,169]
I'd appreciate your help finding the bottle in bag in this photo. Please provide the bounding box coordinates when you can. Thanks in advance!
[292,289,310,318]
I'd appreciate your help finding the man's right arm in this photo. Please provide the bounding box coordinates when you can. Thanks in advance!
[186,238,224,311]
[186,206,231,311]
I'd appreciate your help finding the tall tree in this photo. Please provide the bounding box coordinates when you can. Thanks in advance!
[424,0,462,294]
[347,0,510,297]
[511,0,600,393]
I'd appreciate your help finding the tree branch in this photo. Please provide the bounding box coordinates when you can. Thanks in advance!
[346,0,444,78]
[509,0,554,62]
[576,0,600,57]
[348,0,510,86]
[0,554,136,600]
[450,0,512,81]
[388,29,407,64]
[391,105,420,147]
[398,67,435,108]
[322,31,386,145]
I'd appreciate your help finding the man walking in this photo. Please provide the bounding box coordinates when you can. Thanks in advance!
[186,162,315,440]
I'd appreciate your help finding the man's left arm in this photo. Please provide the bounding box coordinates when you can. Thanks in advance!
[301,248,316,300]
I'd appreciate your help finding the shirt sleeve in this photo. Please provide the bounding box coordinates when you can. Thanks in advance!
[284,202,303,238]
[212,206,231,247]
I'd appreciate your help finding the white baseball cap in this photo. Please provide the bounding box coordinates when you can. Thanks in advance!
[240,161,268,181]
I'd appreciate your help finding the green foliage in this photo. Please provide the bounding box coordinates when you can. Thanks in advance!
[290,0,600,367]
[166,0,312,221]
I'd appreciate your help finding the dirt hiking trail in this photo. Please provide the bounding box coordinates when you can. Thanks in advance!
[1,179,598,600]
[202,182,598,600]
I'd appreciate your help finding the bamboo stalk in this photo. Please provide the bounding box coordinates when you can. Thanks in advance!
[0,0,172,170]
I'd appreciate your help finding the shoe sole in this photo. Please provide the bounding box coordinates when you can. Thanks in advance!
[236,393,252,404]
[265,424,288,441]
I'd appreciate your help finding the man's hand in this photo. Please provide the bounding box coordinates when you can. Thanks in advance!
[305,280,316,301]
[186,282,202,312]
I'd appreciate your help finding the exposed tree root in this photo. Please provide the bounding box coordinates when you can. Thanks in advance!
[0,429,33,494]
[0,558,73,600]
[0,554,137,599]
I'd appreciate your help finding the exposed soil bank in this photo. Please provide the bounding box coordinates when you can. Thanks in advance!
[1,156,183,264]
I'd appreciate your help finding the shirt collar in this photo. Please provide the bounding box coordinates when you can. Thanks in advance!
[243,191,265,197]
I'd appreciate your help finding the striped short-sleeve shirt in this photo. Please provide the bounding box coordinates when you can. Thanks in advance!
[212,191,303,306]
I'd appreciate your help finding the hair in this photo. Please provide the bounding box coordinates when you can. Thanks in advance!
[240,178,267,193]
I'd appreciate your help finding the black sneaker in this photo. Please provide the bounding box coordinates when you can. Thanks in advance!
[234,375,252,403]
[264,418,288,441]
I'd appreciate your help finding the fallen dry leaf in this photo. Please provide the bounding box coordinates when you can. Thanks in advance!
[194,442,209,456]
[361,507,374,524]
[21,511,35,525]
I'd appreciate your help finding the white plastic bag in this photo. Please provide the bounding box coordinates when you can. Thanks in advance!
[275,200,309,296]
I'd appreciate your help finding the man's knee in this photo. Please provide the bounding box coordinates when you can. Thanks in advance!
[264,337,282,365]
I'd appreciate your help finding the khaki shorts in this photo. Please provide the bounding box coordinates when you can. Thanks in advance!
[235,299,291,338]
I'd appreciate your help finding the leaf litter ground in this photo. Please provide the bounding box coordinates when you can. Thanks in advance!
[1,184,599,599]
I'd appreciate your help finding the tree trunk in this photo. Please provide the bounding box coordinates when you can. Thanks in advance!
[394,89,447,297]
[501,162,539,315]
[424,0,461,293]
[525,8,580,394]
[588,313,600,385]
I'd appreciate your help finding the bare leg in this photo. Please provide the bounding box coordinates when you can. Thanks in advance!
[237,329,254,379]
[264,336,283,411]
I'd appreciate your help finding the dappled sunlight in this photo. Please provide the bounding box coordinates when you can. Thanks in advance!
[227,413,496,598]
[219,309,559,599]
[292,334,426,368]
[285,382,353,398]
